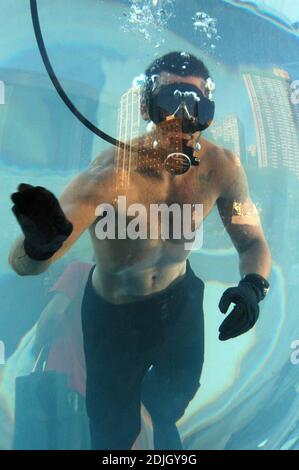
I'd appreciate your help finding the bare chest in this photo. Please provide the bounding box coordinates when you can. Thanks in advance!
[125,163,218,216]
[96,162,219,243]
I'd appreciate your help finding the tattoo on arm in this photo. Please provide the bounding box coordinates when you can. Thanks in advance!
[198,169,213,184]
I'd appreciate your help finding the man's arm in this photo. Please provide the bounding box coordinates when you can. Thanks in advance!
[216,150,272,280]
[9,173,97,276]
[9,150,114,276]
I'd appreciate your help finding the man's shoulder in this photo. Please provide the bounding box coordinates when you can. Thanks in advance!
[203,139,241,167]
[87,147,115,179]
[201,140,245,197]
[204,140,243,181]
[63,147,115,204]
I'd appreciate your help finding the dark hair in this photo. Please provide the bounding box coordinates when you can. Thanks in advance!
[142,51,210,106]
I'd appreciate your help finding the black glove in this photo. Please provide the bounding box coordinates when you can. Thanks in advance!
[11,183,73,261]
[218,273,270,341]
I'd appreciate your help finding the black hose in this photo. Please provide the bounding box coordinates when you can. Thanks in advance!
[30,0,130,151]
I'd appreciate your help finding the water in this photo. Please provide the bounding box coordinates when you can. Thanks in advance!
[0,0,298,450]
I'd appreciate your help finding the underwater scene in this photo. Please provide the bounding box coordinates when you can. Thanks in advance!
[0,0,298,451]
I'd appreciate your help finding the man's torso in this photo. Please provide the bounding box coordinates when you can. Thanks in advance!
[86,135,225,304]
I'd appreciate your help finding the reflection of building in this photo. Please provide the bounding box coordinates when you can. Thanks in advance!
[114,86,141,193]
[242,68,299,179]
[0,69,98,171]
[247,144,258,168]
[116,85,141,149]
[208,114,247,164]
[247,144,257,162]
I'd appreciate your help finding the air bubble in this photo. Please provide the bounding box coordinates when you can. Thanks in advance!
[120,0,175,49]
[192,11,221,51]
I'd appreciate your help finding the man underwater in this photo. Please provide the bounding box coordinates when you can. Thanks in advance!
[9,52,271,450]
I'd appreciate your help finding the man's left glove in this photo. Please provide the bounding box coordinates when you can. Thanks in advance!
[218,273,270,341]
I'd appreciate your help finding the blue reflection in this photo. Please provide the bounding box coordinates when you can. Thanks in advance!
[0,0,298,451]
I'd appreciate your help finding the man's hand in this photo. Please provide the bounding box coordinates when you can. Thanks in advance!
[218,282,260,341]
[11,183,73,260]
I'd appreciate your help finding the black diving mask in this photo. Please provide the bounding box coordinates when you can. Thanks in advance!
[146,81,215,174]
[147,82,215,134]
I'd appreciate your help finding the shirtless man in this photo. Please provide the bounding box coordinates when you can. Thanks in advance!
[9,52,271,450]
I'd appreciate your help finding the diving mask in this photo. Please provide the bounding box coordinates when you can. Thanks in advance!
[145,79,215,174]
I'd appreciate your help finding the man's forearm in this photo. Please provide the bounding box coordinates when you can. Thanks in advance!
[9,235,51,276]
[239,238,272,280]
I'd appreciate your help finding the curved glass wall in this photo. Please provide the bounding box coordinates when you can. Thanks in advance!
[0,0,298,450]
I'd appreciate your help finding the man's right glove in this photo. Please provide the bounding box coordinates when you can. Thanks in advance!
[11,183,73,260]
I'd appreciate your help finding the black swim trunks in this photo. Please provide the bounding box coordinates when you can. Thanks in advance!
[81,259,205,450]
